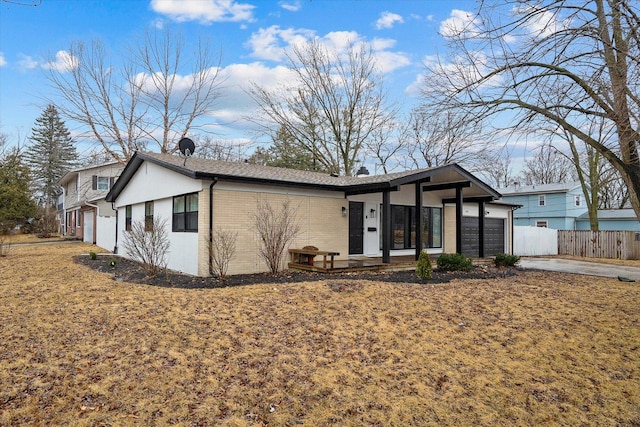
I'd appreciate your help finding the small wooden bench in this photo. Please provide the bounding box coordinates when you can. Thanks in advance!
[289,248,340,270]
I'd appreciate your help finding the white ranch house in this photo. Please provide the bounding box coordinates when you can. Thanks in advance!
[105,152,517,276]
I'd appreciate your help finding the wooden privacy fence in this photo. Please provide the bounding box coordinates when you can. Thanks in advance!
[558,230,640,260]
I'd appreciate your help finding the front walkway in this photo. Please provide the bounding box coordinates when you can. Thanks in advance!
[519,257,640,281]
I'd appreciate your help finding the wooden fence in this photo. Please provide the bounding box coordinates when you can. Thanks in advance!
[557,230,640,260]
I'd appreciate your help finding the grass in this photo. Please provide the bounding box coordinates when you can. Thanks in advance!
[1,243,639,426]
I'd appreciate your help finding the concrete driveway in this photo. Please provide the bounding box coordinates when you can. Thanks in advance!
[519,257,640,281]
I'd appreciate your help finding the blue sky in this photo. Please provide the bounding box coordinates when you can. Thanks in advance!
[0,0,482,160]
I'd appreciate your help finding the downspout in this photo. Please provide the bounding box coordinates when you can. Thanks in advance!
[209,178,219,275]
[112,202,118,254]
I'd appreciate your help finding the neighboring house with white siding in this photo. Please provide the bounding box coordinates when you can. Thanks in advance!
[106,152,517,277]
[58,162,123,246]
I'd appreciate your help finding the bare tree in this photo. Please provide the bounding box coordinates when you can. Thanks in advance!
[208,228,238,280]
[476,151,516,189]
[248,40,396,176]
[422,0,640,221]
[364,123,405,174]
[122,216,170,277]
[403,107,486,170]
[46,29,224,164]
[521,143,576,185]
[253,199,301,274]
[194,135,248,162]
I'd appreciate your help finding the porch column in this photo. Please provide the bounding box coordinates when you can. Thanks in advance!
[478,200,486,258]
[415,182,423,260]
[382,189,391,263]
[456,186,463,254]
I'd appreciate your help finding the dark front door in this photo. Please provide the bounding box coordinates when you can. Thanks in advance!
[349,201,364,254]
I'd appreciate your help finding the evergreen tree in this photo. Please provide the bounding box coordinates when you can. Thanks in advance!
[25,104,77,206]
[0,147,38,233]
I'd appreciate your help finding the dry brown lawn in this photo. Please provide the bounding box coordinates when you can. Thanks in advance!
[1,243,639,426]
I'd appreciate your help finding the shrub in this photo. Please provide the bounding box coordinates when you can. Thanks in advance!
[494,253,520,267]
[253,198,301,274]
[89,251,97,260]
[416,250,433,280]
[437,253,473,272]
[122,216,169,277]
[209,228,238,281]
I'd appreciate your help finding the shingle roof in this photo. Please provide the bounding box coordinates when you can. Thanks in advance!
[576,209,639,221]
[498,181,583,195]
[106,151,501,202]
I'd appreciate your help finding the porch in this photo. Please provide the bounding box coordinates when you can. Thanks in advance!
[288,255,417,273]
[288,254,495,274]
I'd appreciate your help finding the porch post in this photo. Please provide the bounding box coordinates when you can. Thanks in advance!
[382,189,391,263]
[456,186,463,254]
[478,200,485,258]
[415,182,423,260]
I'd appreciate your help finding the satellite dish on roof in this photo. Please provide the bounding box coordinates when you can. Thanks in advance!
[178,137,196,157]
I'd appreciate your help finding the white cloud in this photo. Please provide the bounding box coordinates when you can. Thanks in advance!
[150,0,255,24]
[42,50,78,72]
[513,4,568,39]
[439,9,482,39]
[152,18,165,29]
[245,25,315,61]
[17,54,39,70]
[0,52,6,67]
[406,51,500,97]
[279,0,301,12]
[375,11,403,30]
[245,26,411,74]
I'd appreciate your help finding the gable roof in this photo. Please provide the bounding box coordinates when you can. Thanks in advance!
[58,161,123,186]
[576,209,640,221]
[498,181,583,196]
[106,151,501,202]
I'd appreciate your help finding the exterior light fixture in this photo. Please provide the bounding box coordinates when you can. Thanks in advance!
[370,208,376,218]
[342,206,347,217]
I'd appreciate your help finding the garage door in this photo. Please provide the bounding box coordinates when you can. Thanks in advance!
[461,217,505,257]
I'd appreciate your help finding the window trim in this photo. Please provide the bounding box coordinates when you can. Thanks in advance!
[574,195,581,207]
[536,220,548,228]
[125,205,132,232]
[97,176,110,190]
[380,205,442,250]
[538,194,546,206]
[145,201,154,232]
[172,193,198,232]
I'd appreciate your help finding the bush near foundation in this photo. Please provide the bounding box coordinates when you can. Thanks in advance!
[436,253,473,272]
[494,253,520,267]
[416,250,433,280]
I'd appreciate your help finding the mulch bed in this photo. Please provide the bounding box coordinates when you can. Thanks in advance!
[74,255,520,289]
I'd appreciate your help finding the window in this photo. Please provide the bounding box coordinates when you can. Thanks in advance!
[75,210,81,227]
[574,195,581,207]
[381,205,442,250]
[173,193,198,232]
[145,201,154,232]
[536,220,548,228]
[92,175,111,191]
[125,205,132,232]
[538,195,546,206]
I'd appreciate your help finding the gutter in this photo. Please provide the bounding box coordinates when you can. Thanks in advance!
[209,178,219,275]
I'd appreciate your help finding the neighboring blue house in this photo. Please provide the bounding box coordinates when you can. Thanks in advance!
[498,182,587,229]
[575,209,640,231]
